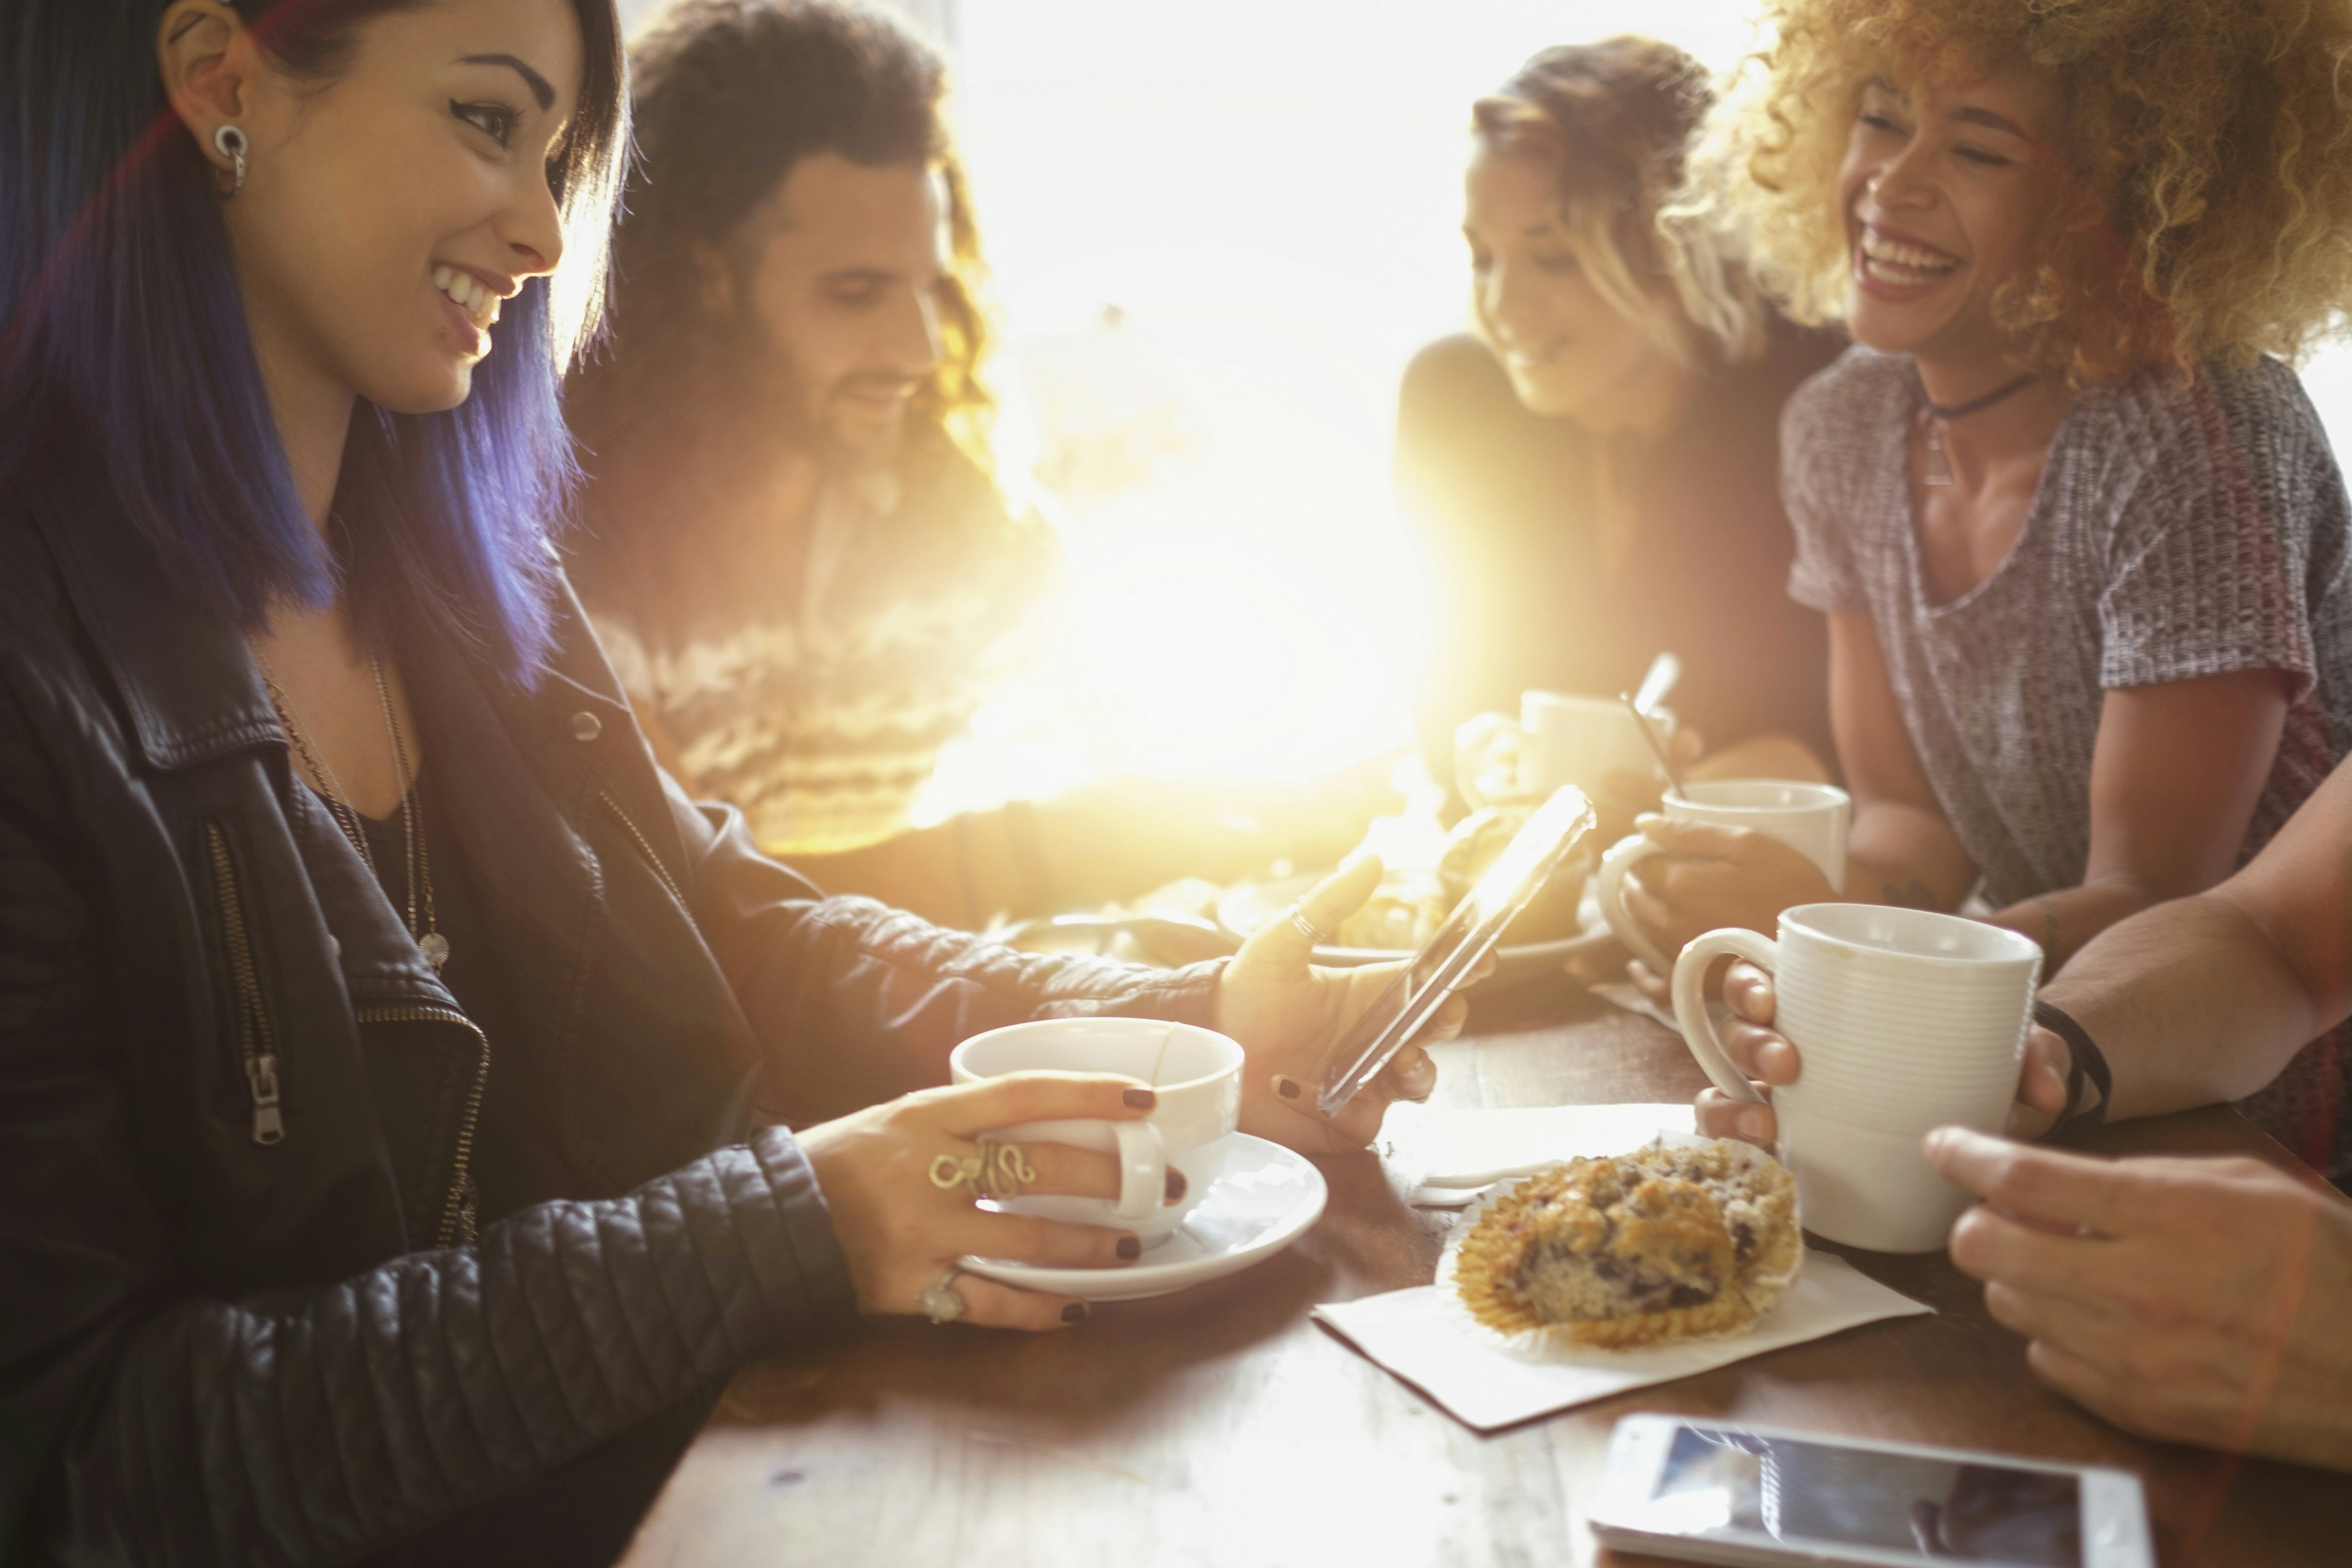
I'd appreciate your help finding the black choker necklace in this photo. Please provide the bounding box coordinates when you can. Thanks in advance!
[1911,366,2040,487]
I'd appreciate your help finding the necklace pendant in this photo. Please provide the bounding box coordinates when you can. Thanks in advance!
[1923,417,1956,488]
[420,930,451,970]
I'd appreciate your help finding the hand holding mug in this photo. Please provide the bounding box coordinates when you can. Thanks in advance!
[1597,783,1850,974]
[1694,961,2075,1149]
[797,1073,1180,1330]
[1670,903,2043,1251]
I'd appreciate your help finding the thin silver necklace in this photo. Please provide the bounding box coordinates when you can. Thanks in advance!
[253,647,448,971]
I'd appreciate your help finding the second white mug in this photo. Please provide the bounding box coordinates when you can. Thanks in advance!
[1595,779,1851,974]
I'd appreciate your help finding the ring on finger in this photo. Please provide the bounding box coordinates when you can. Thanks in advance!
[916,1268,967,1325]
[1286,903,1328,946]
[927,1141,1039,1202]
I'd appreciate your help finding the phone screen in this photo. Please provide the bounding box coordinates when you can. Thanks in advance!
[1641,1425,2082,1567]
[1312,786,1594,1117]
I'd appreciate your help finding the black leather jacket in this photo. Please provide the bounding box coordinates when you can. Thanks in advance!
[0,419,1217,1566]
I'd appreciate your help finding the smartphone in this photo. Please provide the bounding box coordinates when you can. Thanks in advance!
[1588,1415,2153,1568]
[1313,785,1596,1117]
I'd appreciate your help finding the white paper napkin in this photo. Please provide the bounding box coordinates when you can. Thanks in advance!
[1384,1102,1697,1206]
[1314,1251,1931,1431]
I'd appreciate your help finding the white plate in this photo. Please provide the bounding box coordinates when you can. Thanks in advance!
[959,1133,1327,1302]
[1216,872,1615,979]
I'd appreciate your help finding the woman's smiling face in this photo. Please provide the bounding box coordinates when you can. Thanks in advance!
[1835,62,2068,363]
[178,0,584,416]
[1463,143,1672,424]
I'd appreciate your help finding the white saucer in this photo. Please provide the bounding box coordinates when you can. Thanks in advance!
[959,1133,1327,1302]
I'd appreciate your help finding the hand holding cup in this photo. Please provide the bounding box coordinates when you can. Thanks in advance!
[1598,783,1849,975]
[1670,903,2045,1251]
[797,1072,1183,1331]
[1695,961,2076,1149]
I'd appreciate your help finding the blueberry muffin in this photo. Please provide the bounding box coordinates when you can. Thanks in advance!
[1452,1139,1800,1348]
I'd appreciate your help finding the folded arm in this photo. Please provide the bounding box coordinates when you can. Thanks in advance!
[1813,616,2285,972]
[2042,751,2352,1120]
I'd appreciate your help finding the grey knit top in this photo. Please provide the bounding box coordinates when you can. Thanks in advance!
[1782,345,2352,1175]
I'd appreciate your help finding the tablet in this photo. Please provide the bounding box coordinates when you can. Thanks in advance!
[1314,785,1597,1117]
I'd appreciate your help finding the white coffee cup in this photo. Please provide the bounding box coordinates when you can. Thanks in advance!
[1455,692,1676,812]
[949,1017,1243,1244]
[1595,780,1851,973]
[1670,903,2042,1253]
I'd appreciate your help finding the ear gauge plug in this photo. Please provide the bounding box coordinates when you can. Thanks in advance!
[213,124,247,197]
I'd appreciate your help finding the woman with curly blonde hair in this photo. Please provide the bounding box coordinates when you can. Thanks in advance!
[1624,0,2352,1178]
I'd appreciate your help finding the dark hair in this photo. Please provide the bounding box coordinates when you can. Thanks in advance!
[1474,37,1765,363]
[564,0,995,631]
[0,0,628,682]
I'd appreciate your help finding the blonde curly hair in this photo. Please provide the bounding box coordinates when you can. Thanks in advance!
[1679,0,2352,383]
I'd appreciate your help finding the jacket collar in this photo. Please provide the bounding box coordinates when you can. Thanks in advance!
[26,418,280,773]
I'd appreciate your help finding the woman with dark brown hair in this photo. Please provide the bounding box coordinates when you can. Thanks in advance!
[1400,36,1842,822]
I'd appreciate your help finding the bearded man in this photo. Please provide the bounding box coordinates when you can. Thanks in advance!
[567,0,1051,876]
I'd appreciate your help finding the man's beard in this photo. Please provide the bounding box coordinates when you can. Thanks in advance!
[715,311,916,476]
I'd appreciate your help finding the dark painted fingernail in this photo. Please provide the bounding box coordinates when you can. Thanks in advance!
[1164,1167,1188,1202]
[1116,1235,1142,1260]
[1274,1075,1302,1101]
[1121,1088,1156,1109]
[1061,1301,1089,1322]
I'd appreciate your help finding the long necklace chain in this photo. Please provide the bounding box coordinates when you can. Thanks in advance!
[252,646,448,971]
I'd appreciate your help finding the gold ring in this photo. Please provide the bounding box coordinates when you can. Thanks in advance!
[927,1142,1039,1202]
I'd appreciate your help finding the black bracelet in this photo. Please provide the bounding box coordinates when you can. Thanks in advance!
[2034,999,2112,1142]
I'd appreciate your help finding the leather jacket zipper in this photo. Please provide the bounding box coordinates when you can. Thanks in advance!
[204,822,284,1145]
[353,1003,491,1248]
[599,788,690,915]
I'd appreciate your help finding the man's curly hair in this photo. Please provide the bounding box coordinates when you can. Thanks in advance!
[1681,0,2352,383]
[564,0,1004,638]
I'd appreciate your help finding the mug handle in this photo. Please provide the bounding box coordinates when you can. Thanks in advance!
[1453,712,1529,812]
[1670,927,1777,1106]
[1595,835,1673,975]
[1108,1120,1165,1221]
[990,1117,1166,1221]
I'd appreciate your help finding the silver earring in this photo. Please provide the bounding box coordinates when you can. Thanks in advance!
[213,124,247,198]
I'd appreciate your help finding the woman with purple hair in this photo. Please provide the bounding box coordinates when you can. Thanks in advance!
[0,3,1437,1562]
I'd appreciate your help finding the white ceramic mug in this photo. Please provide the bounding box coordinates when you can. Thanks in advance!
[949,1017,1243,1244]
[1595,780,1851,973]
[1455,692,1675,812]
[1670,903,2042,1253]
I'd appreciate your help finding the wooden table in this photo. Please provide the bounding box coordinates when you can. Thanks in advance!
[620,982,2352,1567]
